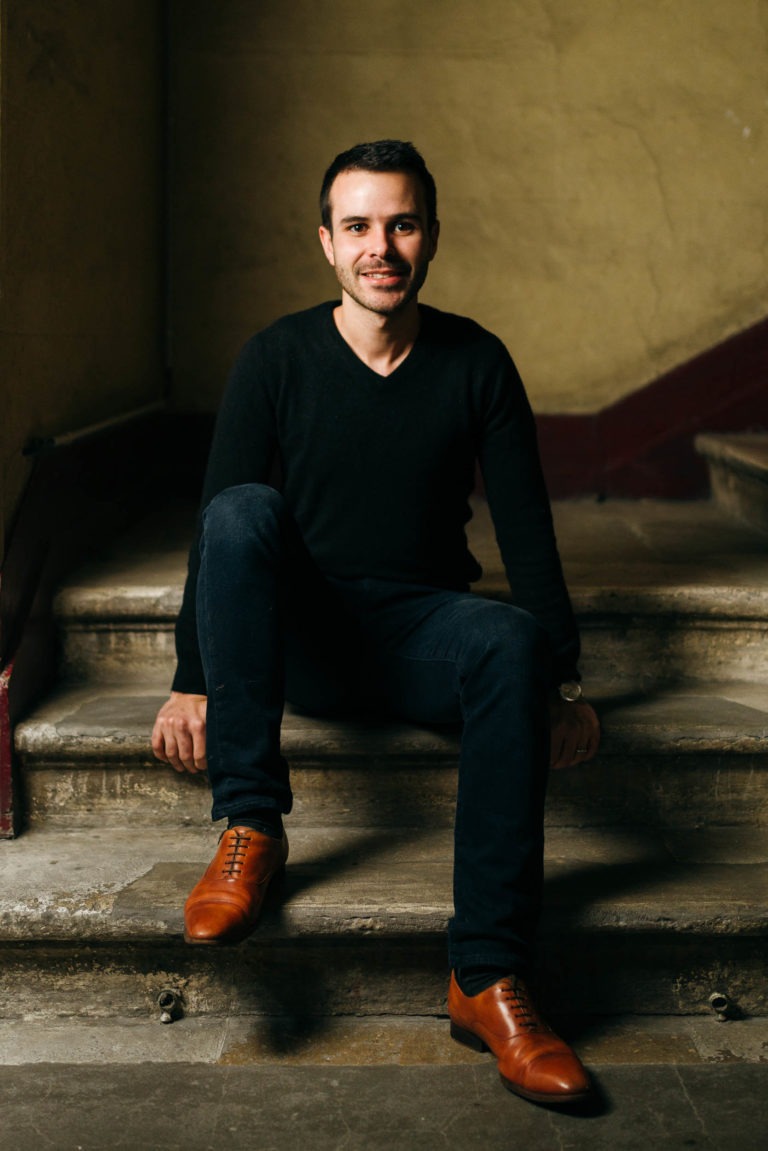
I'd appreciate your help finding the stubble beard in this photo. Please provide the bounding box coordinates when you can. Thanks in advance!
[334,260,430,317]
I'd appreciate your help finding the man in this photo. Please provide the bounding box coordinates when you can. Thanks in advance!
[152,140,600,1106]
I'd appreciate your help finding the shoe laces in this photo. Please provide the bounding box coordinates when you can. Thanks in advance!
[499,977,541,1031]
[221,829,252,877]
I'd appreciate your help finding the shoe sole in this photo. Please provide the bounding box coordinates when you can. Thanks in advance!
[182,863,286,946]
[450,1021,489,1053]
[450,1021,591,1106]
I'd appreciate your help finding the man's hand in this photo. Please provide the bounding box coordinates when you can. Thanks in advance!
[548,695,600,770]
[152,691,208,774]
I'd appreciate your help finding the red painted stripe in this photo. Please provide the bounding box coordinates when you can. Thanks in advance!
[538,318,768,498]
[0,663,14,838]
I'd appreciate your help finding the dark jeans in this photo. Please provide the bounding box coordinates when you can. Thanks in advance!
[197,483,552,974]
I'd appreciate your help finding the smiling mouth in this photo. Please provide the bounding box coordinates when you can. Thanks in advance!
[360,269,408,280]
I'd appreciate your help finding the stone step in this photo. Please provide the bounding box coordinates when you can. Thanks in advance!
[9,501,768,1029]
[697,432,768,535]
[1,825,765,1019]
[53,499,768,688]
[14,680,768,830]
[4,1012,768,1068]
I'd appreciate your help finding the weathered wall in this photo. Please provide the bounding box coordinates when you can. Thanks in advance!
[0,0,164,551]
[171,0,767,414]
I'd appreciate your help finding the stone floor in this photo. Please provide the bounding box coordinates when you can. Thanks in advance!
[2,1013,767,1149]
[1,1059,766,1150]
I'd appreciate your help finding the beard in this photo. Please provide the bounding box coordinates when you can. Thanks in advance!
[332,257,431,316]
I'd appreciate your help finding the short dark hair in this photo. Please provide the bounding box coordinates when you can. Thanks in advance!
[319,140,438,232]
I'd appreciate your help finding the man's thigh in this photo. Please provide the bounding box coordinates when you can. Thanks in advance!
[282,575,369,716]
[284,577,464,721]
[328,579,546,726]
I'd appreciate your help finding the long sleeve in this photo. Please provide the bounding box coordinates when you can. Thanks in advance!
[171,337,278,694]
[476,348,580,685]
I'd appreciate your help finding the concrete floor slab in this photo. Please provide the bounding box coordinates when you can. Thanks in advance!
[1,1062,767,1150]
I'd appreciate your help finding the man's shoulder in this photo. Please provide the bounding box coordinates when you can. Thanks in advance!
[244,301,336,352]
[419,304,509,362]
[226,303,337,392]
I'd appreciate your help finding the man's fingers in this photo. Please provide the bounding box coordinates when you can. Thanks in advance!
[166,722,204,773]
[172,725,196,771]
[552,741,579,770]
[572,739,594,763]
[549,733,568,770]
[571,712,600,765]
[152,695,208,774]
[549,700,601,769]
[159,729,187,773]
[179,707,207,772]
[582,710,601,761]
[151,720,172,765]
[190,721,208,773]
[151,718,182,772]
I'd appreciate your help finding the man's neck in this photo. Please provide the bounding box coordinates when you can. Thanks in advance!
[332,297,421,377]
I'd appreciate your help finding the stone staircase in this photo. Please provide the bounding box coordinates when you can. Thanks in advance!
[3,439,768,1030]
[696,432,768,535]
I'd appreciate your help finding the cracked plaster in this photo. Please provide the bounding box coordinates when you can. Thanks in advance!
[169,0,768,415]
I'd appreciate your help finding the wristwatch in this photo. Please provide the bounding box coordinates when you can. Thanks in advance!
[558,681,583,702]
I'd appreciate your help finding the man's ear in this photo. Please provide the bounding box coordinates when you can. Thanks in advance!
[318,225,335,266]
[428,220,440,261]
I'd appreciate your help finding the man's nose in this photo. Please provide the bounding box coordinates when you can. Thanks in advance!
[367,226,394,257]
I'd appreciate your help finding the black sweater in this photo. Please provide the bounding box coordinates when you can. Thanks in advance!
[172,302,580,694]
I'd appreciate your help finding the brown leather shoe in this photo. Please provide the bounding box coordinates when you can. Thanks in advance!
[448,971,590,1105]
[184,826,288,945]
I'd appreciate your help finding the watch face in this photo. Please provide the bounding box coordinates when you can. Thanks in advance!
[559,681,583,702]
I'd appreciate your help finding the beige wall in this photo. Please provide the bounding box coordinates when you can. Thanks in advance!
[171,0,767,414]
[0,0,164,550]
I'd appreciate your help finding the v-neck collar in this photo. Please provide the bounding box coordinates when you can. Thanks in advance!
[323,300,427,382]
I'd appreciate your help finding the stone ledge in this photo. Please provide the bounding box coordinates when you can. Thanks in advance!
[0,825,766,1018]
[0,825,765,946]
[53,497,768,624]
[696,432,768,534]
[3,1013,768,1067]
[15,682,768,765]
[696,433,768,483]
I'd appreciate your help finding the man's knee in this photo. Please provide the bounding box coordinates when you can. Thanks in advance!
[204,483,283,531]
[467,601,547,672]
[202,484,285,554]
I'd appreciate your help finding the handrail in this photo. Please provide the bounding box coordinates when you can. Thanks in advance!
[3,398,170,833]
[23,400,167,456]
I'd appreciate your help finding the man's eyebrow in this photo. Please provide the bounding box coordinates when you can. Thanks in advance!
[338,212,422,225]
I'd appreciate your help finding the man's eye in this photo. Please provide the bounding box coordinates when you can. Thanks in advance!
[348,223,366,233]
[394,221,415,233]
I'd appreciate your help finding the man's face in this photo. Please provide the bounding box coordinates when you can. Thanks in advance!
[318,169,439,317]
